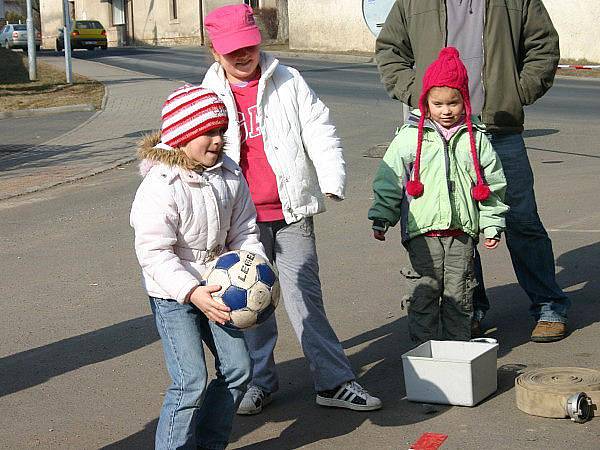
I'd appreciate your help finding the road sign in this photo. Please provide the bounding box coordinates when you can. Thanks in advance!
[362,0,396,37]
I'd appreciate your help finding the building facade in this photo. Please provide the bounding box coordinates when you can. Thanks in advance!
[287,0,600,63]
[39,0,600,63]
[39,0,277,50]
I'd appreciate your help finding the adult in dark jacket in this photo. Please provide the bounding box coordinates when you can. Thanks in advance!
[376,0,569,342]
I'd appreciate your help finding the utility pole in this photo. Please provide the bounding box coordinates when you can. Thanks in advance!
[26,0,37,80]
[62,0,73,83]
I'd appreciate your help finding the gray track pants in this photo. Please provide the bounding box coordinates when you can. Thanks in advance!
[243,217,355,393]
[403,234,477,345]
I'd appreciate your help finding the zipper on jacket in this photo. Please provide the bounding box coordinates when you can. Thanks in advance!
[255,58,299,221]
[480,0,488,122]
[426,121,453,193]
[440,131,453,195]
[210,54,299,222]
[221,81,242,163]
[427,122,454,232]
[262,132,296,219]
[442,1,448,45]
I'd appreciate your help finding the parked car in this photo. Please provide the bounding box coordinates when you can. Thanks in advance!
[56,20,108,51]
[1,23,41,51]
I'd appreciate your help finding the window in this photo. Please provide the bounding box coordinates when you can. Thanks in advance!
[76,21,103,29]
[169,0,178,21]
[244,0,259,8]
[112,0,126,26]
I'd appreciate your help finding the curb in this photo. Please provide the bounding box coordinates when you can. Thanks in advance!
[0,63,118,202]
[0,155,136,201]
[0,103,96,119]
[27,80,110,147]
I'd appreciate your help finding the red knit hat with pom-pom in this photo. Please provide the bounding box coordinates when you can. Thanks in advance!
[407,47,490,202]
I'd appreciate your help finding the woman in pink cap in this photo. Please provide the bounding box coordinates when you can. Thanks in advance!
[202,4,382,415]
[369,48,509,345]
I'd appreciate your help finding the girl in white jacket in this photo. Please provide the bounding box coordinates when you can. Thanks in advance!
[130,85,264,450]
[202,4,382,414]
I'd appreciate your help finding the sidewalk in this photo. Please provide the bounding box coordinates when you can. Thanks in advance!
[0,47,374,202]
[0,57,181,200]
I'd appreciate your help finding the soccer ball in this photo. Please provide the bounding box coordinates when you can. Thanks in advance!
[204,250,280,330]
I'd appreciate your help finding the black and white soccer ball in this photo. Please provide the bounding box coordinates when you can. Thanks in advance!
[204,250,280,330]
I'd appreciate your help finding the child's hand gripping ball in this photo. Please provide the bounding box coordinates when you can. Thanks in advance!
[203,250,280,329]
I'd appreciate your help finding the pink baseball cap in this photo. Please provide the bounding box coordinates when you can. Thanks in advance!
[205,4,262,55]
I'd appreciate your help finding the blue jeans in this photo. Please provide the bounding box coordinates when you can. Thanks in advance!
[243,218,355,393]
[150,297,251,450]
[472,133,570,323]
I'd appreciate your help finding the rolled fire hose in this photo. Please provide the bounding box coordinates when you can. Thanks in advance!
[515,367,600,421]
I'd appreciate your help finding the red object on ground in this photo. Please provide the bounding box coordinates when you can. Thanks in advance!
[409,432,449,450]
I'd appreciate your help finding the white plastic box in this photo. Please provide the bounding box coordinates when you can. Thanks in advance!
[401,340,499,406]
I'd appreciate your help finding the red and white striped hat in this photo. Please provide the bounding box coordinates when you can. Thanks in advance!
[160,85,229,148]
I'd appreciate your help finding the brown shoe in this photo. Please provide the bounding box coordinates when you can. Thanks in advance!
[531,321,567,342]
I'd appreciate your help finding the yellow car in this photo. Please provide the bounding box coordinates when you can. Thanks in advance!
[56,20,108,51]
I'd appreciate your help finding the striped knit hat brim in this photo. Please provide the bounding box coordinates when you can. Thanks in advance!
[160,85,229,148]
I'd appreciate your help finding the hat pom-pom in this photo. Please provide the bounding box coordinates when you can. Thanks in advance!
[406,180,424,198]
[472,183,491,201]
[439,47,460,59]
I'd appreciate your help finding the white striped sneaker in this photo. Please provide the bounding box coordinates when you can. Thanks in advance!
[237,385,272,415]
[316,381,382,411]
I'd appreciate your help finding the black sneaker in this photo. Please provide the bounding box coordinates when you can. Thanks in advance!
[316,381,382,411]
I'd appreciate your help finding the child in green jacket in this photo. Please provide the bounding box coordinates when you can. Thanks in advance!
[368,47,508,345]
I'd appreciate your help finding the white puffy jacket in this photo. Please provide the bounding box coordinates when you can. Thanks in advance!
[202,52,346,224]
[130,134,265,304]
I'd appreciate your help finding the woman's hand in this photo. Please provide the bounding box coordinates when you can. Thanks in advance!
[483,238,500,250]
[188,285,231,325]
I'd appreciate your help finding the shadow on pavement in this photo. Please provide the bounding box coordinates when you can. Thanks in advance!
[98,242,600,448]
[522,128,559,138]
[229,241,600,448]
[0,143,123,171]
[0,129,154,171]
[483,241,600,355]
[0,315,158,398]
[0,144,31,155]
[100,419,158,449]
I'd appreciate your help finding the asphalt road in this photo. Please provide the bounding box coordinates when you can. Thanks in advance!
[70,46,600,114]
[0,111,95,155]
[69,47,386,102]
[1,48,599,449]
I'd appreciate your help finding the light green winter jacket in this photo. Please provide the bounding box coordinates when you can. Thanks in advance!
[368,113,508,241]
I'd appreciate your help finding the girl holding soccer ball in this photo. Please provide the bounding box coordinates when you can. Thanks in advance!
[130,85,265,449]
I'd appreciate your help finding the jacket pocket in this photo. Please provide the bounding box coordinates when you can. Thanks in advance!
[400,266,422,310]
[299,217,315,238]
